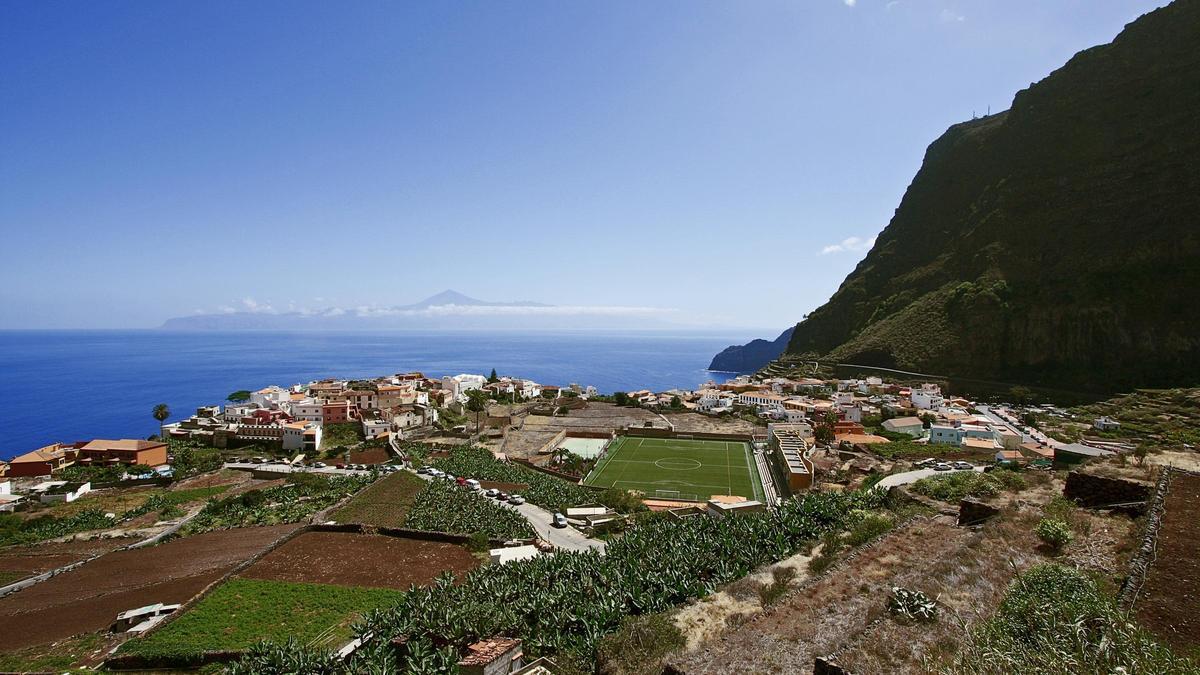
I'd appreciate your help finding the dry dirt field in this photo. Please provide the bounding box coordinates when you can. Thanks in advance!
[663,412,762,435]
[667,513,1041,675]
[1135,472,1200,651]
[0,537,137,586]
[0,523,299,651]
[239,531,480,589]
[523,401,664,433]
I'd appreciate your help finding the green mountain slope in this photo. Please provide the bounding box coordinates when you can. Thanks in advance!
[777,0,1200,394]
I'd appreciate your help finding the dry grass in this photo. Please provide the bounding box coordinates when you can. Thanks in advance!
[673,546,818,651]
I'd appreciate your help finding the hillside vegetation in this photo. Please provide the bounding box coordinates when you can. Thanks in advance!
[729,0,1200,394]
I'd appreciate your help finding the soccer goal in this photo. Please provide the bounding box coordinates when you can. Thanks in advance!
[654,489,699,501]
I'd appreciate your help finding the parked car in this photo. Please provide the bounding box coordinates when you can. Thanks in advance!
[456,477,467,486]
[498,492,510,501]
[552,513,568,528]
[915,458,936,467]
[417,467,431,475]
[953,461,974,470]
[485,488,499,498]
[508,494,525,505]
[933,462,952,471]
[465,479,481,491]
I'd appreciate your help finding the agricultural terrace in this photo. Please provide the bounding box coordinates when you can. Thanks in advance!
[0,484,232,547]
[238,489,889,672]
[584,436,764,502]
[182,472,373,535]
[332,471,534,540]
[0,524,299,653]
[331,471,426,527]
[1134,471,1200,651]
[118,578,403,664]
[241,531,481,589]
[430,447,600,513]
[405,480,535,540]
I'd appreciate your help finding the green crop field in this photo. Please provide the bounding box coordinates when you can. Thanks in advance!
[118,578,403,662]
[583,436,763,502]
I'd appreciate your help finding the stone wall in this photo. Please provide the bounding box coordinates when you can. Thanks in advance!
[1063,470,1153,510]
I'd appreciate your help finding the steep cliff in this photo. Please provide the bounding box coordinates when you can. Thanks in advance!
[729,0,1200,393]
[708,327,793,372]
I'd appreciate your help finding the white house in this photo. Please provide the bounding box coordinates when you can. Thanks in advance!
[928,425,964,445]
[282,421,321,452]
[40,481,91,504]
[882,416,924,437]
[362,417,391,439]
[1094,416,1121,431]
[441,374,487,403]
[0,481,20,513]
[250,386,291,410]
[911,387,945,410]
[290,399,324,423]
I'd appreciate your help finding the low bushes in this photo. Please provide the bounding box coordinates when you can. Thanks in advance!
[1033,518,1073,552]
[940,564,1196,674]
[431,447,598,513]
[912,469,1026,503]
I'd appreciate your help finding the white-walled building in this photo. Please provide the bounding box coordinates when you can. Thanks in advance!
[291,399,324,423]
[911,385,945,410]
[250,386,291,410]
[282,421,321,452]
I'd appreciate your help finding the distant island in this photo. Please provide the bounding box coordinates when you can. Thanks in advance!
[161,290,679,331]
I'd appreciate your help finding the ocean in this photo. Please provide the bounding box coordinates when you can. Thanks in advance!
[0,330,750,460]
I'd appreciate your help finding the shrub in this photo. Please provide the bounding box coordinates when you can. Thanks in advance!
[1034,518,1073,552]
[912,469,1025,503]
[940,564,1196,674]
[595,613,684,675]
[847,512,894,546]
[888,587,938,623]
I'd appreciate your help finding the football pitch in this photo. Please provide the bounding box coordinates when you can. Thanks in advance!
[583,436,764,502]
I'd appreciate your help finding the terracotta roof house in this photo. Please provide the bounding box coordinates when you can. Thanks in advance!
[458,636,525,675]
[78,439,168,467]
[7,443,76,477]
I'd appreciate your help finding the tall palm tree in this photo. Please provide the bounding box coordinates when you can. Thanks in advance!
[152,403,171,440]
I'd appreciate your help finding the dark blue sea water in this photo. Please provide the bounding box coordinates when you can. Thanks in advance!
[0,330,749,459]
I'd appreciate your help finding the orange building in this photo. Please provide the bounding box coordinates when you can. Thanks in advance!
[7,443,77,477]
[78,439,168,467]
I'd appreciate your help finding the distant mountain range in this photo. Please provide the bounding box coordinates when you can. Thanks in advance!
[715,0,1200,392]
[160,290,679,331]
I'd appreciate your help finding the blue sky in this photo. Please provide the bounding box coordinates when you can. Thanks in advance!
[0,0,1167,330]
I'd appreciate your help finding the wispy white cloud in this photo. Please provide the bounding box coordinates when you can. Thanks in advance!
[199,301,673,319]
[885,0,901,10]
[820,235,877,255]
[843,0,857,6]
[940,8,966,23]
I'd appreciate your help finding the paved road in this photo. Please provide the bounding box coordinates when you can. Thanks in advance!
[876,465,985,489]
[508,500,605,553]
[223,462,371,476]
[977,405,1061,449]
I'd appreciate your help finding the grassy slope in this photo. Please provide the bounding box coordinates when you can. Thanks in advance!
[330,471,426,528]
[119,578,404,659]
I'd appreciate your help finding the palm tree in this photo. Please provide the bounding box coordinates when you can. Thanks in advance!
[152,403,171,440]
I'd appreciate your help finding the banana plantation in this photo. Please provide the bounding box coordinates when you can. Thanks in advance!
[404,479,535,540]
[233,488,889,673]
[430,447,597,513]
[184,472,374,534]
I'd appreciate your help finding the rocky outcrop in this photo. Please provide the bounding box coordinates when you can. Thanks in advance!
[708,327,793,373]
[724,0,1200,394]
